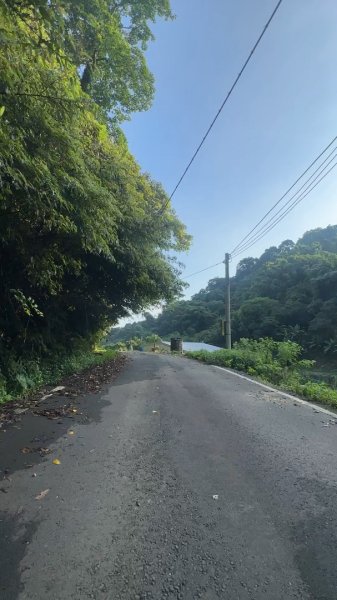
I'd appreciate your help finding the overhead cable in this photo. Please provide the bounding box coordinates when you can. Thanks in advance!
[231,135,337,257]
[184,261,224,279]
[160,0,284,214]
[232,157,337,258]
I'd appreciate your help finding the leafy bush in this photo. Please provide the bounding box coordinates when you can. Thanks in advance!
[130,337,143,350]
[187,337,337,408]
[188,339,310,384]
[291,381,337,407]
[109,342,128,352]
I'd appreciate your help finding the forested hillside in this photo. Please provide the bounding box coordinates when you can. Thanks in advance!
[0,1,190,399]
[110,225,337,356]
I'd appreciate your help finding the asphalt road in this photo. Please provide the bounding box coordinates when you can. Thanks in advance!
[2,353,337,600]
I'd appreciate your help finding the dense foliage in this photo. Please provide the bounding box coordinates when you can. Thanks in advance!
[187,338,337,409]
[110,225,337,357]
[0,0,190,399]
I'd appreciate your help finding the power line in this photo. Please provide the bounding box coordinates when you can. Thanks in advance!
[230,135,337,256]
[184,261,224,279]
[232,157,337,258]
[184,138,337,280]
[232,150,337,257]
[231,140,337,256]
[232,160,337,258]
[159,0,284,215]
[184,138,337,281]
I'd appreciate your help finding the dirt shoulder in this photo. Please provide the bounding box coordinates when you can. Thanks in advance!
[0,353,127,478]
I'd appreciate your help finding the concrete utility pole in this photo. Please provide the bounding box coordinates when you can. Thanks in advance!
[224,253,231,349]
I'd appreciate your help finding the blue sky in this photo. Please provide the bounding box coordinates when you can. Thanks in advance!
[123,0,337,304]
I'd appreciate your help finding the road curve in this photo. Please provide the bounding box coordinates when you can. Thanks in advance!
[1,352,337,600]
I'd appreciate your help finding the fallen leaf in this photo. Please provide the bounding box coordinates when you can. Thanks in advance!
[51,386,65,393]
[14,408,27,415]
[33,408,67,419]
[52,458,61,465]
[21,447,32,454]
[68,430,75,435]
[71,408,77,414]
[40,393,53,402]
[35,489,50,500]
[39,447,51,455]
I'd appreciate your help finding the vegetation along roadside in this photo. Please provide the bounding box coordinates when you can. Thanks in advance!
[0,1,190,403]
[187,338,337,410]
[0,347,124,405]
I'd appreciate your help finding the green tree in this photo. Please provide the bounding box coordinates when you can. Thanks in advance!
[0,0,190,389]
[4,0,173,123]
[234,298,283,340]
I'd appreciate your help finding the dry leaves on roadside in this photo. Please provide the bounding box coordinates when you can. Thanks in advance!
[39,447,52,455]
[52,458,61,465]
[21,447,52,456]
[35,489,50,500]
[0,355,126,428]
[33,405,80,420]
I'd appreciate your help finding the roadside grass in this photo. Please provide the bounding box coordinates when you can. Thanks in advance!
[186,338,337,409]
[0,346,118,405]
[302,366,337,390]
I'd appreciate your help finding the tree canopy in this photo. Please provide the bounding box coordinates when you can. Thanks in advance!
[0,0,190,373]
[3,0,173,122]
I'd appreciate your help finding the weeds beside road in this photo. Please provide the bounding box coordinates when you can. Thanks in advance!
[187,338,337,409]
[0,347,119,405]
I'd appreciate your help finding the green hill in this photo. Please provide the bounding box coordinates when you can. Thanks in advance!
[109,225,337,357]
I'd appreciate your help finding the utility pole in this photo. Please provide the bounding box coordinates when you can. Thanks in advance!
[224,253,231,349]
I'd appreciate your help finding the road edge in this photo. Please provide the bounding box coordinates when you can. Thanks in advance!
[212,365,337,418]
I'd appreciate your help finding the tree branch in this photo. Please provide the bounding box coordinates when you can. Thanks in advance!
[0,91,86,104]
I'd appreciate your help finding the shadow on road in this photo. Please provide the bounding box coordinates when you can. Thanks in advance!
[0,512,39,599]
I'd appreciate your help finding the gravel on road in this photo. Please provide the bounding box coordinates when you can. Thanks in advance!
[1,352,337,600]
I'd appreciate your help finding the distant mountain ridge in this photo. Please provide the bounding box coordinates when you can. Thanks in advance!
[108,225,337,356]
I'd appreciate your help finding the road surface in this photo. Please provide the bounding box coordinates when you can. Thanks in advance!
[1,353,337,600]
